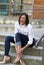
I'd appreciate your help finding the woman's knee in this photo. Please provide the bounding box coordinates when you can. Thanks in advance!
[15,33,20,38]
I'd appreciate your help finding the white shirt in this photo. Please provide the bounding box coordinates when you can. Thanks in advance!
[14,22,34,45]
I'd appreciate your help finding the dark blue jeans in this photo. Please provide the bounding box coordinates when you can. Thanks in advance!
[5,33,35,56]
[15,33,29,47]
[5,36,15,56]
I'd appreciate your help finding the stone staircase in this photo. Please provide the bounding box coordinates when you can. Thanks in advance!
[0,23,44,65]
[0,35,44,65]
[0,40,43,64]
[0,39,44,65]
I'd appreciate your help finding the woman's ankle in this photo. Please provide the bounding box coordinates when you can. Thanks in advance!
[4,55,10,59]
[14,54,22,62]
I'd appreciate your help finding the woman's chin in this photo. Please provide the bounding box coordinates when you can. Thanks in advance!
[20,23,25,25]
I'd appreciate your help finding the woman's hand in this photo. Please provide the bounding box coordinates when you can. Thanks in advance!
[20,48,24,53]
[16,48,24,55]
[16,44,29,54]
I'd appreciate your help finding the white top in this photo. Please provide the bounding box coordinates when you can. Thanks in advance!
[14,22,34,45]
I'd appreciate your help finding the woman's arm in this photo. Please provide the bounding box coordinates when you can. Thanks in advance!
[20,25,34,53]
[20,43,30,52]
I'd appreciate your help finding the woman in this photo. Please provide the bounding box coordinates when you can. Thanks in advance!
[0,13,35,63]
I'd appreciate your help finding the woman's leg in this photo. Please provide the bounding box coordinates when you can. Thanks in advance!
[14,33,28,63]
[14,45,22,63]
[5,36,15,56]
[0,36,15,63]
[14,33,22,63]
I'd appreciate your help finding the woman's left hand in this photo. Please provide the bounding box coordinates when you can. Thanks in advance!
[20,48,24,53]
[17,48,24,54]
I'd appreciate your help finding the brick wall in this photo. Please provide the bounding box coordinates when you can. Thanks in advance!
[33,0,44,19]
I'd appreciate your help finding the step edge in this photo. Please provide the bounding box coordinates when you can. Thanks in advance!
[0,51,42,61]
[0,42,43,50]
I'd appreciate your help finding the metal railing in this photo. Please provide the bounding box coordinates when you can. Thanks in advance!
[0,2,44,19]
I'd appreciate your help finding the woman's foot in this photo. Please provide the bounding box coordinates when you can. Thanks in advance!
[0,56,10,64]
[14,56,21,64]
[14,54,22,64]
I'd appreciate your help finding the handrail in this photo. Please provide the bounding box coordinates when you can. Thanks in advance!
[0,3,44,6]
[0,2,44,19]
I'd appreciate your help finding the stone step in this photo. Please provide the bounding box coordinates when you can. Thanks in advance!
[0,36,43,65]
[0,51,42,61]
[0,55,42,65]
[0,42,43,49]
[0,43,43,56]
[0,64,17,65]
[0,27,44,38]
[0,36,44,46]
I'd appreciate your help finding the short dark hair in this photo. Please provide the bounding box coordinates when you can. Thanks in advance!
[18,12,29,26]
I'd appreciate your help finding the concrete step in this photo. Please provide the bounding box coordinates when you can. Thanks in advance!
[0,38,43,65]
[0,55,42,65]
[0,27,44,39]
[0,36,44,47]
[0,43,43,56]
[0,51,42,61]
[0,41,43,49]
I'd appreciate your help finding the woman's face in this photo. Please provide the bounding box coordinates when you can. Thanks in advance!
[20,15,26,25]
